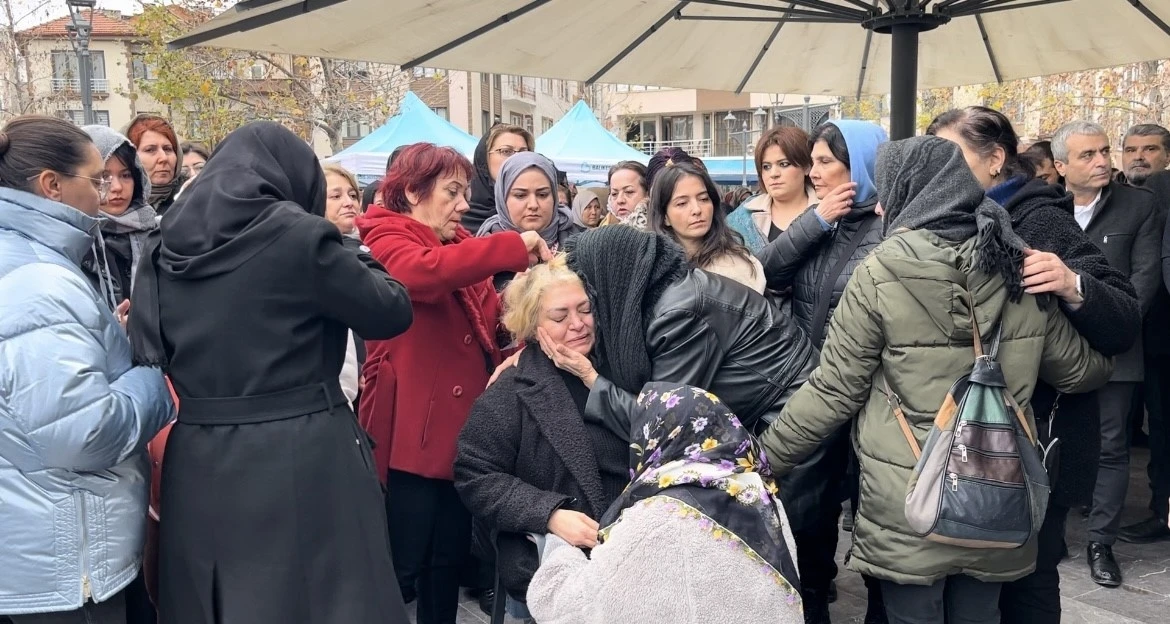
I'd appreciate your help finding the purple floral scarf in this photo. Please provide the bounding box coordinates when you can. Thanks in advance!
[598,383,801,596]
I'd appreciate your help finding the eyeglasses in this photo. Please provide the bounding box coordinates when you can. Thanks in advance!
[28,171,112,202]
[489,146,530,158]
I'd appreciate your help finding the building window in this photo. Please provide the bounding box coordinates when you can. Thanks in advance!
[560,80,572,100]
[542,116,554,133]
[60,110,110,126]
[434,107,449,121]
[412,67,439,78]
[342,119,372,139]
[510,112,524,127]
[334,61,370,79]
[662,115,694,142]
[541,78,552,94]
[131,54,157,81]
[481,72,491,85]
[51,50,107,93]
[524,115,534,133]
[249,62,266,80]
[482,110,491,131]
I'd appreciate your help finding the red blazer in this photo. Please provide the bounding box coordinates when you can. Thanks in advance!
[357,207,529,482]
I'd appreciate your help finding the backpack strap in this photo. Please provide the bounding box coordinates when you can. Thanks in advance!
[881,372,922,460]
[1002,389,1037,444]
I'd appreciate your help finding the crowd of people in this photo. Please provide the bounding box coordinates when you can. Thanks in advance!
[0,105,1168,624]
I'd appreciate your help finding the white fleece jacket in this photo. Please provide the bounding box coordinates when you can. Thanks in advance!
[528,495,803,624]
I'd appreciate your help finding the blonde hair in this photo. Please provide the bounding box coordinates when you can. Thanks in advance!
[322,163,360,197]
[502,254,583,342]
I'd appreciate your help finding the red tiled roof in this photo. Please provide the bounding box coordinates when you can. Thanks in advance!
[20,6,208,39]
[21,9,139,38]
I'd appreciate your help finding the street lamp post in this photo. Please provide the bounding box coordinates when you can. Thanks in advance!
[724,109,766,188]
[66,0,96,126]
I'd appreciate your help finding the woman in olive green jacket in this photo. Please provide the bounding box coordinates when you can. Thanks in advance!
[759,136,1113,624]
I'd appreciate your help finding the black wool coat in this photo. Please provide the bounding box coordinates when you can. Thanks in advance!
[1006,178,1141,505]
[454,347,627,601]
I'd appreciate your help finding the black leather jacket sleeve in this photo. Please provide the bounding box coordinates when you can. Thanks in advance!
[585,310,723,442]
[755,208,831,290]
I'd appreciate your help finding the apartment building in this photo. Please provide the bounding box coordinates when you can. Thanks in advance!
[398,68,582,140]
[605,86,838,157]
[2,9,163,130]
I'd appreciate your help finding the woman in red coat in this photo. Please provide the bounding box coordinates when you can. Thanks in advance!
[357,142,551,624]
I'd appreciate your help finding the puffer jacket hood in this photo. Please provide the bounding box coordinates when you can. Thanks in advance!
[83,125,151,213]
[760,228,1113,587]
[0,187,173,614]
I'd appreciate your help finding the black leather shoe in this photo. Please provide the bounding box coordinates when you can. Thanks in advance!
[1087,542,1123,587]
[1119,516,1170,544]
[477,589,495,616]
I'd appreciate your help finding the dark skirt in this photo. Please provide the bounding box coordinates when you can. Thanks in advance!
[157,407,408,624]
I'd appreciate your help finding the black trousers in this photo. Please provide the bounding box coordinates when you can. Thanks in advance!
[998,501,1068,624]
[6,587,126,624]
[793,503,841,600]
[1145,355,1170,521]
[1090,382,1136,544]
[386,470,472,624]
[882,575,1001,624]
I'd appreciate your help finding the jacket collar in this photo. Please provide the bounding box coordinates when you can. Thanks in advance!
[514,347,608,517]
[741,186,818,234]
[0,187,98,266]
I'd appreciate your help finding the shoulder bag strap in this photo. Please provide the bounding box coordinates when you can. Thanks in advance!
[809,214,880,347]
[881,371,922,460]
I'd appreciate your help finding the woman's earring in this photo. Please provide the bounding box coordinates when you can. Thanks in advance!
[991,168,1001,178]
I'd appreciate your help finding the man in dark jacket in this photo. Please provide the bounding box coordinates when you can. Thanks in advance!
[1053,121,1164,587]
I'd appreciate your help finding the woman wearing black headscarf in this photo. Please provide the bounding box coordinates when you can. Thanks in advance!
[129,121,414,624]
[462,124,534,233]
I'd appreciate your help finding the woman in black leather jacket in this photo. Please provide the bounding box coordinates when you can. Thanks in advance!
[558,226,815,439]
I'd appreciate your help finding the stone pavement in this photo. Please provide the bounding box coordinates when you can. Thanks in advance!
[414,447,1170,624]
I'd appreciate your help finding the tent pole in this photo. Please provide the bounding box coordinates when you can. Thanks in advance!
[889,22,919,140]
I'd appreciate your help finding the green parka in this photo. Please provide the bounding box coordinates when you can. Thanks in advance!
[760,228,1113,586]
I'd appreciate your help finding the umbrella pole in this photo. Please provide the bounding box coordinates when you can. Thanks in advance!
[889,22,920,140]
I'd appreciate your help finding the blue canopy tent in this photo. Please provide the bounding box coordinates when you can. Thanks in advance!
[536,100,647,186]
[702,156,759,188]
[327,91,477,185]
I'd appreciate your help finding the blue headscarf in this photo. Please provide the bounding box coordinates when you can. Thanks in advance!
[829,120,887,205]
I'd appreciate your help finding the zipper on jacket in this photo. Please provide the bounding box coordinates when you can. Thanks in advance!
[76,491,91,601]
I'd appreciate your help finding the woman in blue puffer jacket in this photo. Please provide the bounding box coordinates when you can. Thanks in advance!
[0,115,173,621]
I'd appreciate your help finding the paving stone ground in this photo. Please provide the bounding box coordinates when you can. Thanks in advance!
[418,447,1170,624]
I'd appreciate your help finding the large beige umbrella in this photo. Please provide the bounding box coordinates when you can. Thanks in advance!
[171,0,1170,138]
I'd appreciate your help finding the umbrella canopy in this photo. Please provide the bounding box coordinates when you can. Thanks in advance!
[172,0,1170,138]
[327,90,477,183]
[536,100,649,184]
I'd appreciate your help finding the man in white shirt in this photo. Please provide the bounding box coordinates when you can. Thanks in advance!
[1053,121,1163,588]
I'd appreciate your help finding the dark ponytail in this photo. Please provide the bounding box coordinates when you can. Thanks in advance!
[926,106,1035,180]
[0,115,94,193]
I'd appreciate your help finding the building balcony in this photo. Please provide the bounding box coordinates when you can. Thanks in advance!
[502,80,536,106]
[631,138,714,158]
[51,78,109,94]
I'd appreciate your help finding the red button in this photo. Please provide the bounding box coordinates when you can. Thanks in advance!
[453,386,464,397]
[464,335,473,345]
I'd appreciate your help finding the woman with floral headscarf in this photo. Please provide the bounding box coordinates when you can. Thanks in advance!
[526,382,803,624]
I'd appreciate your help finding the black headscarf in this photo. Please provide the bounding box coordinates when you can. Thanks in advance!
[129,121,326,366]
[598,383,802,605]
[462,132,497,233]
[564,227,687,393]
[878,136,1027,302]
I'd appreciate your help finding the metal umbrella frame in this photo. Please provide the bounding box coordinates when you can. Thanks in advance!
[172,0,1170,139]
